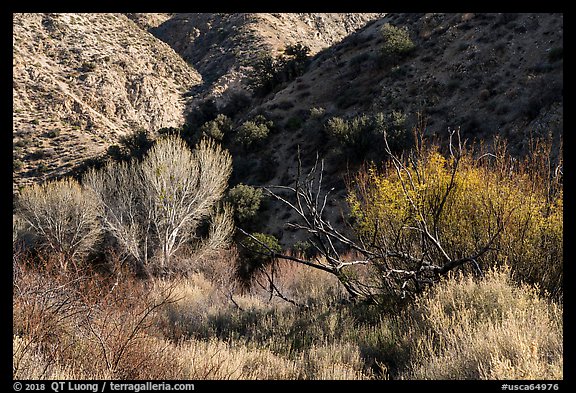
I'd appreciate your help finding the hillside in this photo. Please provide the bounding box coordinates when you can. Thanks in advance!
[12,13,563,247]
[235,13,563,244]
[12,12,565,384]
[256,13,562,147]
[13,13,202,193]
[150,13,383,103]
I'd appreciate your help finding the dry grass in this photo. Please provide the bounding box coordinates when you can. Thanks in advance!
[13,245,562,380]
[172,338,368,380]
[397,267,563,380]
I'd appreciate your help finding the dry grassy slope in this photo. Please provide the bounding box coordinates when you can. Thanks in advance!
[13,13,202,193]
[150,13,383,103]
[245,13,563,245]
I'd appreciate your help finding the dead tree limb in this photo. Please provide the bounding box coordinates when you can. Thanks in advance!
[238,129,503,302]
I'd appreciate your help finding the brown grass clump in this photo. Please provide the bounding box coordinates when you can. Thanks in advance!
[397,267,562,380]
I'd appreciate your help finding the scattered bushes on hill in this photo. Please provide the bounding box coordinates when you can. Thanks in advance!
[248,43,311,97]
[324,112,410,160]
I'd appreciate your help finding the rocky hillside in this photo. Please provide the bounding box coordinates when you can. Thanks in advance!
[256,13,562,149]
[124,13,173,30]
[235,13,563,244]
[150,13,383,103]
[13,13,202,193]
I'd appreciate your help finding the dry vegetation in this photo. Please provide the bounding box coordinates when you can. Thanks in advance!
[12,13,563,382]
[13,133,562,381]
[12,248,562,380]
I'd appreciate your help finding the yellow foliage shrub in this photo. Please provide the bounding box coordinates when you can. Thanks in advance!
[348,137,562,296]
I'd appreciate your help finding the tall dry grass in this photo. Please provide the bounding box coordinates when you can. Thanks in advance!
[396,267,563,379]
[13,243,562,380]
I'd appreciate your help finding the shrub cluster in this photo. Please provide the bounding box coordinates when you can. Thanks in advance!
[248,43,311,96]
[236,232,281,291]
[14,136,233,275]
[348,138,562,297]
[225,183,263,225]
[199,114,233,142]
[234,115,274,148]
[325,112,410,160]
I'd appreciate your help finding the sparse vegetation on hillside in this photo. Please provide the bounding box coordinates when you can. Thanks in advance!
[324,112,410,160]
[247,43,311,96]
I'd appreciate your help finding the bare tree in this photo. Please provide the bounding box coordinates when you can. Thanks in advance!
[84,161,152,272]
[140,136,232,269]
[240,129,508,303]
[16,178,102,271]
[85,136,232,273]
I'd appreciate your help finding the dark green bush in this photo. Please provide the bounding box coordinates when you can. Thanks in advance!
[225,184,263,225]
[200,114,233,142]
[234,115,274,148]
[248,43,311,97]
[117,128,155,161]
[324,112,409,160]
[236,233,282,290]
[234,121,269,147]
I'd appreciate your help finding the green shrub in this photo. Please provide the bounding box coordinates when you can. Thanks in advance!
[200,114,233,142]
[325,112,408,159]
[225,184,263,224]
[381,23,416,61]
[234,121,269,147]
[234,115,274,148]
[117,128,155,161]
[236,233,281,290]
[292,240,314,259]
